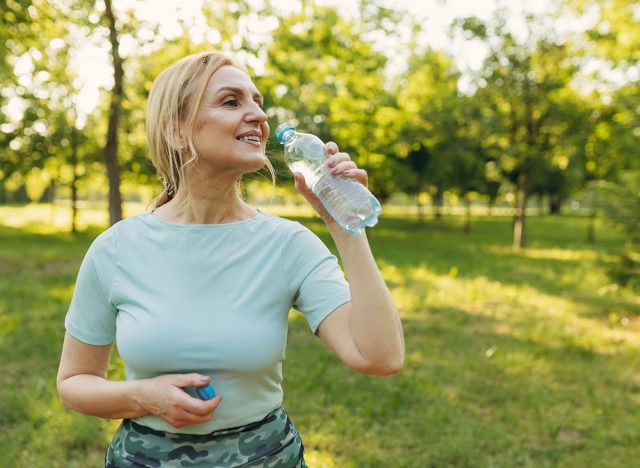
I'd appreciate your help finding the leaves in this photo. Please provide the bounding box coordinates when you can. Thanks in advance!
[0,0,637,238]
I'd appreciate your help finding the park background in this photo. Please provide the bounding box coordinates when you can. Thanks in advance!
[1,0,639,466]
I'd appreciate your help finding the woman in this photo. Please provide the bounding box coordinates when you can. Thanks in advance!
[57,50,404,467]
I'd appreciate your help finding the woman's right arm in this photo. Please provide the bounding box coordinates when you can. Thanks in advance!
[56,332,221,428]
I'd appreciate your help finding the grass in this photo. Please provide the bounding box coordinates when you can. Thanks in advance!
[1,203,639,467]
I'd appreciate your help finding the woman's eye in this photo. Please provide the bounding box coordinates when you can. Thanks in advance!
[223,99,239,107]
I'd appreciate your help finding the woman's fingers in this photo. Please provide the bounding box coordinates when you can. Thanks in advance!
[295,143,370,221]
[174,395,222,427]
[293,172,310,195]
[324,141,339,155]
[173,373,211,387]
[329,160,357,176]
[293,172,317,205]
[163,393,222,428]
[141,373,224,429]
[180,392,221,416]
[344,168,368,187]
[326,152,350,167]
[293,172,334,224]
[325,153,369,187]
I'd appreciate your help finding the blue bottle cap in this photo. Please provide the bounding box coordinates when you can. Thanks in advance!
[275,122,296,144]
[196,384,216,400]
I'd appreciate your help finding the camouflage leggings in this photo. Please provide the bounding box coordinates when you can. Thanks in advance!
[105,407,307,467]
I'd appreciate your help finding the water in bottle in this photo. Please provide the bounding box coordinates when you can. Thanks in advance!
[275,122,382,236]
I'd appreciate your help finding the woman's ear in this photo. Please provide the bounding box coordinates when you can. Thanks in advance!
[165,125,186,152]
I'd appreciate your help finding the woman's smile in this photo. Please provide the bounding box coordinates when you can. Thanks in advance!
[236,130,263,147]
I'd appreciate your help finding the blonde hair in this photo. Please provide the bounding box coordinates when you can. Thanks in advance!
[146,51,275,208]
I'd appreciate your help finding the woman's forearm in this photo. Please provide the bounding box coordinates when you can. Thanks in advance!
[328,224,405,370]
[57,374,148,420]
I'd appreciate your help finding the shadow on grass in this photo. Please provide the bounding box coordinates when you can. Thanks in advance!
[284,306,638,466]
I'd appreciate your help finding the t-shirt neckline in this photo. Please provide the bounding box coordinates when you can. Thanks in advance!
[143,209,265,230]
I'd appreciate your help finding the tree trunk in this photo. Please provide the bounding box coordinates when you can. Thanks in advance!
[433,186,443,220]
[70,126,79,234]
[104,0,123,226]
[415,177,425,225]
[513,172,529,250]
[463,194,471,233]
[49,179,56,204]
[48,179,56,225]
[549,194,561,214]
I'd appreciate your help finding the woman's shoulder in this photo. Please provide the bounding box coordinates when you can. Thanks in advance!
[86,215,142,257]
[256,211,328,258]
[256,210,314,238]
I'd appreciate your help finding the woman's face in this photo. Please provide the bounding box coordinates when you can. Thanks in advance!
[189,65,269,176]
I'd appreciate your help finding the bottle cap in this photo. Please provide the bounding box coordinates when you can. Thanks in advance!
[275,123,296,144]
[196,384,216,400]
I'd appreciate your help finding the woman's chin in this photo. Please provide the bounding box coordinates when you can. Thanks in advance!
[244,157,267,173]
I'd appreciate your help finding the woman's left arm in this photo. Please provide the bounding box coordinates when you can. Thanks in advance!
[293,143,405,376]
[318,225,405,375]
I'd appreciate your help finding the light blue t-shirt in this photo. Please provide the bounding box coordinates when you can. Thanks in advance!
[64,210,351,434]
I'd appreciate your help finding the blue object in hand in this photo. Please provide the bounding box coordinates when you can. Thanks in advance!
[184,383,216,400]
[196,383,216,400]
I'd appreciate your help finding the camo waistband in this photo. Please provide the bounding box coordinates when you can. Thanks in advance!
[105,406,307,467]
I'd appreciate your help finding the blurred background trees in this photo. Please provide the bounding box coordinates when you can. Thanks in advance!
[1,0,638,282]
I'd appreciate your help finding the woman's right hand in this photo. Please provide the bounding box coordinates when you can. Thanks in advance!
[136,373,222,429]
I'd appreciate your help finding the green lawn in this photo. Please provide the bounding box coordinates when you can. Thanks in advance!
[0,204,638,467]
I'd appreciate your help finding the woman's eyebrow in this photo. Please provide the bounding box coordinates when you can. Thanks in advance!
[214,86,263,101]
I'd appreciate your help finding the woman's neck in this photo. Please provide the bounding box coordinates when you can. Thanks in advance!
[154,181,256,225]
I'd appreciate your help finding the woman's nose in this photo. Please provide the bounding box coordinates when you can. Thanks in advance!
[246,102,267,122]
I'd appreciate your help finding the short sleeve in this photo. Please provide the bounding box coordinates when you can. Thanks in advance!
[64,227,119,345]
[282,223,351,334]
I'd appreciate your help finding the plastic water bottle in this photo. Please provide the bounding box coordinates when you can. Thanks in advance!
[275,123,382,236]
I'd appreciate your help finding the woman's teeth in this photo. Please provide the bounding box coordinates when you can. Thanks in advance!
[238,136,260,143]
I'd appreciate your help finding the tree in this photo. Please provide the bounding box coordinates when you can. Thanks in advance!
[459,13,582,249]
[562,0,639,241]
[395,48,465,222]
[1,0,107,232]
[591,172,640,290]
[1,0,36,200]
[102,0,124,225]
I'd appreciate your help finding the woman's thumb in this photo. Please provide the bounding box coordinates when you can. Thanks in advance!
[180,373,210,387]
[294,172,308,194]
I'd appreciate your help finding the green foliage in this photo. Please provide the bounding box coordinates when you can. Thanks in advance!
[1,0,638,241]
[0,0,34,76]
[396,49,465,200]
[0,207,638,466]
[591,171,640,290]
[258,3,396,198]
[567,0,640,64]
[563,0,640,183]
[1,0,100,208]
[460,12,583,193]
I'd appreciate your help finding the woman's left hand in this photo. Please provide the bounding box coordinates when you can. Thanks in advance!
[293,142,369,226]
